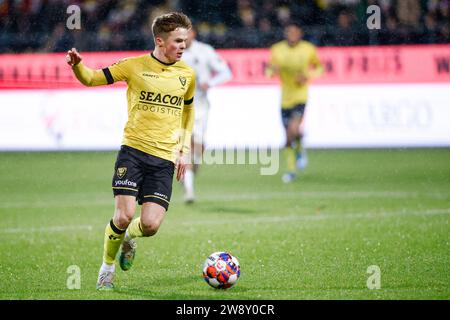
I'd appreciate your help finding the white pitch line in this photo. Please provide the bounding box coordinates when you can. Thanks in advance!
[179,208,450,226]
[1,224,93,234]
[198,191,449,202]
[0,198,112,209]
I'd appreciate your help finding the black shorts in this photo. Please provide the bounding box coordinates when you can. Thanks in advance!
[281,104,306,129]
[112,145,175,211]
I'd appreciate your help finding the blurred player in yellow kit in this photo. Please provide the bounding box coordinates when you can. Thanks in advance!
[66,12,195,290]
[267,22,323,183]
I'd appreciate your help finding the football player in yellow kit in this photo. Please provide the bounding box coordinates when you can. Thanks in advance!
[267,22,323,183]
[66,12,195,290]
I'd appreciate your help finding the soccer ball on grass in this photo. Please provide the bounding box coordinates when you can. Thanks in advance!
[202,251,240,289]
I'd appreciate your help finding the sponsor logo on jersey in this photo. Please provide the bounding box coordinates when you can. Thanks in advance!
[136,104,181,116]
[139,91,184,107]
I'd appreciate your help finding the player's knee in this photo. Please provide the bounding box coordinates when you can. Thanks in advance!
[114,206,135,228]
[140,221,159,237]
[286,131,296,145]
[115,214,133,229]
[288,124,300,137]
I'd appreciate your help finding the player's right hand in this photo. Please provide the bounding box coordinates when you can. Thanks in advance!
[175,151,189,182]
[66,48,82,66]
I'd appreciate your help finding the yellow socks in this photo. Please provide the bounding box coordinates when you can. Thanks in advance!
[284,147,296,173]
[127,217,144,238]
[102,219,125,265]
[295,137,303,155]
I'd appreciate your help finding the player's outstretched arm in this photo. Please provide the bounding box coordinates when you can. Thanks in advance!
[66,48,109,87]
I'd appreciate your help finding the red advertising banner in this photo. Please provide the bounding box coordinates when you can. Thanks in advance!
[0,45,449,89]
[222,45,450,85]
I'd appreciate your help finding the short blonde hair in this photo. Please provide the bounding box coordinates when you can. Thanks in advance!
[152,12,192,39]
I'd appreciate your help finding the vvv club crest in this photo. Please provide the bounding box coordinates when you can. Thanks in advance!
[117,167,127,179]
[179,76,186,87]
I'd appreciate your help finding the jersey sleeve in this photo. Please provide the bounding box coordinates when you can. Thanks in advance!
[184,70,196,103]
[103,58,132,84]
[72,62,109,87]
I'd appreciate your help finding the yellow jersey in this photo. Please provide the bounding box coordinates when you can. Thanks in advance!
[74,53,195,163]
[269,40,322,108]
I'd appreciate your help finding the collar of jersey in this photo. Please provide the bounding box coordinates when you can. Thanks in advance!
[150,53,176,66]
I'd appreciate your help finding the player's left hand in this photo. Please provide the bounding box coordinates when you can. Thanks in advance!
[175,151,188,181]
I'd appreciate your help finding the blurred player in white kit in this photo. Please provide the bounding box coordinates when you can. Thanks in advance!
[182,26,232,203]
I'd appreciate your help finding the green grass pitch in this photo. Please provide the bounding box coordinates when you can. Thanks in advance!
[0,149,449,300]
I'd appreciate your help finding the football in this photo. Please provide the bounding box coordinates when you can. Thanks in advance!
[202,252,240,289]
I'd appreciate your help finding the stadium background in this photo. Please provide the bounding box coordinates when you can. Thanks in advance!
[0,0,449,301]
[0,0,449,150]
